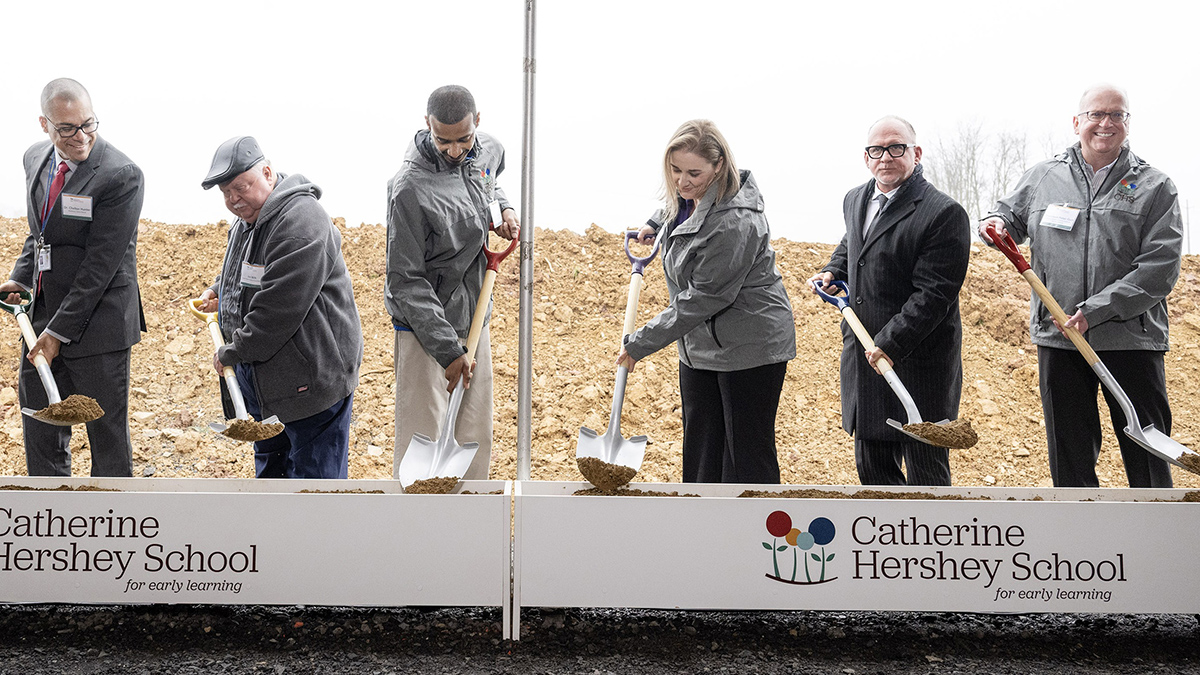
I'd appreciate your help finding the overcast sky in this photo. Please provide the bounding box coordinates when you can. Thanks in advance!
[1,0,1197,247]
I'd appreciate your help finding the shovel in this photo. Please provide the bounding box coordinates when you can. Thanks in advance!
[986,223,1200,471]
[398,214,519,492]
[576,230,660,489]
[187,298,283,442]
[0,290,103,426]
[813,280,977,449]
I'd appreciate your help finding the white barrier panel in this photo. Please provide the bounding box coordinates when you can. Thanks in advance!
[0,478,512,635]
[514,482,1200,634]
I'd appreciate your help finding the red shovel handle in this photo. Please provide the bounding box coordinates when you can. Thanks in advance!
[483,221,519,272]
[986,223,1030,274]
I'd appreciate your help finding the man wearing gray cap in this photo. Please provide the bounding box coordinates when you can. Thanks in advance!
[0,78,144,477]
[194,137,362,479]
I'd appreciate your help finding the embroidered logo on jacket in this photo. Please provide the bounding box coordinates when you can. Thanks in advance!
[1115,178,1138,204]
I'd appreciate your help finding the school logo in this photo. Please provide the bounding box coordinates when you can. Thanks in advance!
[762,510,838,585]
[478,167,495,191]
[1116,178,1137,203]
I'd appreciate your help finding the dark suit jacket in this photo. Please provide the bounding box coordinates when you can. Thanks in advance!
[12,137,145,358]
[823,166,970,440]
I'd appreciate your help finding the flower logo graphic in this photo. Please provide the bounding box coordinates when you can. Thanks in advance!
[762,511,837,585]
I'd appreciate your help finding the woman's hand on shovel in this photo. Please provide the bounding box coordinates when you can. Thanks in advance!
[27,332,61,365]
[445,354,476,393]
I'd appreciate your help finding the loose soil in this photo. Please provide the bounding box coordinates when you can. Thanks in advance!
[576,455,637,490]
[34,393,103,425]
[221,417,284,442]
[903,418,979,448]
[404,476,460,494]
[1,217,1199,491]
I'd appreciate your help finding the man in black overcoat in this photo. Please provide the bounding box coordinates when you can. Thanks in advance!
[809,116,971,485]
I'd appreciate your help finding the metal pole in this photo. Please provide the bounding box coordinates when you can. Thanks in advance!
[516,0,536,481]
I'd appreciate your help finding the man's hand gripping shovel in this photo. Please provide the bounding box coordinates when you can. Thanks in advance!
[0,290,103,426]
[398,214,518,493]
[986,223,1200,474]
[187,298,283,442]
[812,280,978,449]
[576,230,660,489]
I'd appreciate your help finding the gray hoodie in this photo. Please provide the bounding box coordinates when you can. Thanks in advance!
[625,171,796,371]
[385,130,512,368]
[211,172,363,423]
[988,145,1182,351]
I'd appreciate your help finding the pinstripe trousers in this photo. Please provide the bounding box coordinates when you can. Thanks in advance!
[854,438,951,486]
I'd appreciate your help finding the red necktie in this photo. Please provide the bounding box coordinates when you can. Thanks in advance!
[41,161,69,222]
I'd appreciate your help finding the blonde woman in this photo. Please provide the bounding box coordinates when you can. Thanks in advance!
[618,120,796,484]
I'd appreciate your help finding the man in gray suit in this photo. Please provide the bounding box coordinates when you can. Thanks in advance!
[809,116,970,486]
[0,78,145,476]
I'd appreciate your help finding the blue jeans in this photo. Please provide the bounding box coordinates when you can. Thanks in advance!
[235,364,352,479]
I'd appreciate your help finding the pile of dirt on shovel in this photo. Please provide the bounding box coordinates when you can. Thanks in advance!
[0,217,1198,491]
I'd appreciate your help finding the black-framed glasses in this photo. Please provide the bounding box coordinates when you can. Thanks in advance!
[47,118,99,138]
[865,143,915,159]
[1078,111,1130,123]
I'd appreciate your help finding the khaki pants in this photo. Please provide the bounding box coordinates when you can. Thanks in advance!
[392,325,493,480]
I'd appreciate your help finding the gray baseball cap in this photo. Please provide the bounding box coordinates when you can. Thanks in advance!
[202,136,264,189]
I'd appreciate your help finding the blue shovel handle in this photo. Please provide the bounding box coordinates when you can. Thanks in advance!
[811,279,850,311]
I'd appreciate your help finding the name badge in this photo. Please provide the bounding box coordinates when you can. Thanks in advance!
[37,245,51,272]
[1040,204,1079,231]
[240,262,265,288]
[489,200,503,228]
[61,194,93,221]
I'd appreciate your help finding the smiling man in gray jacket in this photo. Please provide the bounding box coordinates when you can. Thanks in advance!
[196,136,362,479]
[386,86,518,481]
[980,85,1182,489]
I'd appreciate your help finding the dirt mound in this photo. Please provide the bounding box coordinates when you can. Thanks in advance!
[0,217,1196,490]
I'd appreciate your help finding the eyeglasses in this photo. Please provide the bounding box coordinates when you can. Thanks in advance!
[1078,111,1130,123]
[47,118,99,138]
[865,143,915,159]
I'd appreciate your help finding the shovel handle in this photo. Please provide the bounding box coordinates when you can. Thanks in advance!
[187,297,218,322]
[625,230,660,275]
[985,223,1031,274]
[623,272,644,339]
[812,279,851,311]
[839,307,895,376]
[189,298,250,418]
[483,222,519,273]
[0,290,32,316]
[987,225,1100,365]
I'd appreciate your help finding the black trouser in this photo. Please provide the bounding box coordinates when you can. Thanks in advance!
[853,438,951,486]
[1039,346,1173,488]
[679,361,786,484]
[19,346,134,477]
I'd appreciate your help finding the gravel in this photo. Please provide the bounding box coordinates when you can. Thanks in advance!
[0,605,1196,673]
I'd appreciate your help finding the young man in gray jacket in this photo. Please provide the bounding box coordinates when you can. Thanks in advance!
[196,136,363,479]
[980,85,1182,489]
[386,86,519,481]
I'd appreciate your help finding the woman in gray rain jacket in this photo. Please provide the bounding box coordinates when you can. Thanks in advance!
[620,119,796,484]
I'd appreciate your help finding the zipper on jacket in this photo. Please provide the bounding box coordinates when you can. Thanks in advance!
[706,316,723,348]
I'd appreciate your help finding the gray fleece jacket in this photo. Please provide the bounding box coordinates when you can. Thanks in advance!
[211,172,363,423]
[625,171,796,371]
[988,144,1182,351]
[385,130,512,368]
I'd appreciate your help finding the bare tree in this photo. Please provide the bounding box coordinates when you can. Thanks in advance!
[926,123,1038,221]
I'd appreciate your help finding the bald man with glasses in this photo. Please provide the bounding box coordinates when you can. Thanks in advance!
[979,85,1183,489]
[809,115,971,487]
[0,78,145,477]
